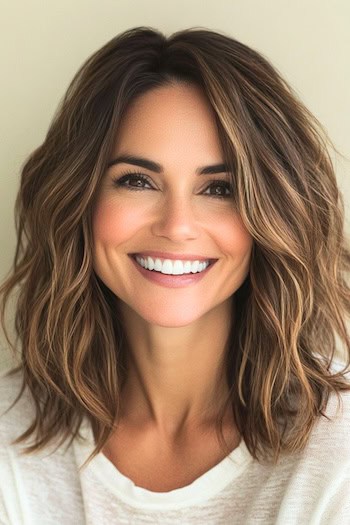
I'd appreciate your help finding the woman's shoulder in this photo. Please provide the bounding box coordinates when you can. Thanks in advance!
[1,353,349,449]
[310,356,350,457]
[0,365,34,445]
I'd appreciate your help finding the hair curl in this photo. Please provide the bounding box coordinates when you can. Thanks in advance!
[1,26,350,468]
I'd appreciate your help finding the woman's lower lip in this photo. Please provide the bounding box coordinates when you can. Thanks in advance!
[129,256,217,288]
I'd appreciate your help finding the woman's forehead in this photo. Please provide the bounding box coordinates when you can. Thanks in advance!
[111,84,225,165]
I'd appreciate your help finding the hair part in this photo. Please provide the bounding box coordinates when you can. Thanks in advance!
[1,26,350,468]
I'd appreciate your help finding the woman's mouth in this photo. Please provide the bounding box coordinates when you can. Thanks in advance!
[129,254,218,288]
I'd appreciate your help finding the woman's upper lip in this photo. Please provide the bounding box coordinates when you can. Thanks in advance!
[130,251,218,262]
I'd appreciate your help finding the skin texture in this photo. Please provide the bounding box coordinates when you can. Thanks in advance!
[92,83,253,453]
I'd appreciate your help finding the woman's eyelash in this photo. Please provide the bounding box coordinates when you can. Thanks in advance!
[111,171,233,199]
[112,171,153,190]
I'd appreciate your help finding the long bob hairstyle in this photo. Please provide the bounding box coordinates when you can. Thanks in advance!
[1,26,350,467]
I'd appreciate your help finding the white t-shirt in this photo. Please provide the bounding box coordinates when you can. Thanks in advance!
[1,356,350,525]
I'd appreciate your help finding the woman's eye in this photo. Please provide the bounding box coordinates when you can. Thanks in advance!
[112,172,153,190]
[203,181,232,199]
[112,173,232,199]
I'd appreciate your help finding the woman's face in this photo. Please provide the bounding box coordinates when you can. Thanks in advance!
[92,82,253,327]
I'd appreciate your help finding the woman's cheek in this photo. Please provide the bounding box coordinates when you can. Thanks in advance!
[92,198,145,244]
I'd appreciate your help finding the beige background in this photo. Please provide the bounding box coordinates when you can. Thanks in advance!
[1,0,349,371]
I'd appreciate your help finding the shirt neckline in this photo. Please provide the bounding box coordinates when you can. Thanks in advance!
[73,417,253,509]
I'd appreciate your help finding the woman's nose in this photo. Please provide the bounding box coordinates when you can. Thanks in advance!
[150,194,201,241]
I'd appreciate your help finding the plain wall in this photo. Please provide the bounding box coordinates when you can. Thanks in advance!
[1,0,349,371]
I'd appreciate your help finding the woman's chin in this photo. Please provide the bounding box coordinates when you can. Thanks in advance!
[138,312,203,329]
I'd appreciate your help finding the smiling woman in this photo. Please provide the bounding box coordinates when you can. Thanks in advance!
[92,82,253,331]
[1,26,350,524]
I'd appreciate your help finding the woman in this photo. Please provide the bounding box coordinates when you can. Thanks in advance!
[1,26,350,524]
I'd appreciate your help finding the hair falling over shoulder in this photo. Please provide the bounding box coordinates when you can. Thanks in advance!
[1,26,350,468]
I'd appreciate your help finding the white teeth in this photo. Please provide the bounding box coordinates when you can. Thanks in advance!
[154,258,162,272]
[183,261,192,273]
[135,256,210,275]
[190,261,199,273]
[147,257,155,271]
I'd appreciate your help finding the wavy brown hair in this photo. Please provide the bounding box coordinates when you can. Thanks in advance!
[1,26,350,468]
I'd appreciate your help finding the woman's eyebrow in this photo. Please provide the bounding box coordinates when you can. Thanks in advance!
[106,154,229,175]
